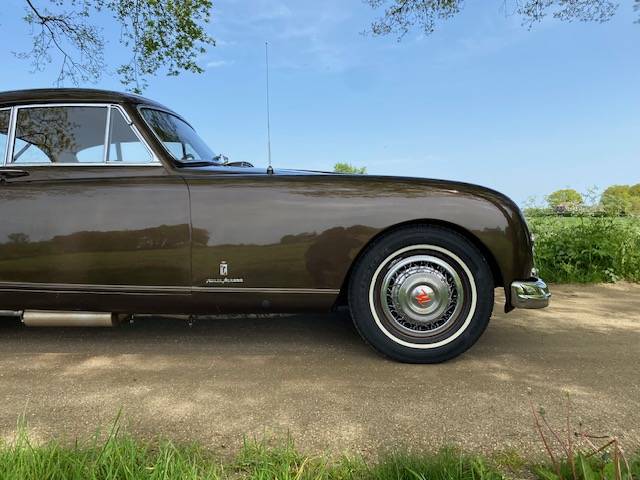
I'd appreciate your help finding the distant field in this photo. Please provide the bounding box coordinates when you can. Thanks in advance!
[526,215,640,283]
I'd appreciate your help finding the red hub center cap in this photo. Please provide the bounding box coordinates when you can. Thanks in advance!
[415,288,432,305]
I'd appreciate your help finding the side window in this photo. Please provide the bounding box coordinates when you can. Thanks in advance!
[0,109,9,162]
[12,106,107,164]
[107,108,154,163]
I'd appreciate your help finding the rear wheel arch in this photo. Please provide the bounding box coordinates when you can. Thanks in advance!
[334,219,502,309]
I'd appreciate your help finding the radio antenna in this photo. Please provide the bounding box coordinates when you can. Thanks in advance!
[265,41,274,175]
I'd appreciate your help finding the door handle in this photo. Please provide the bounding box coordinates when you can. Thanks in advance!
[0,169,30,182]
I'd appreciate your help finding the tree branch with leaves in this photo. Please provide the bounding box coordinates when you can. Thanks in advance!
[17,0,215,93]
[365,0,636,39]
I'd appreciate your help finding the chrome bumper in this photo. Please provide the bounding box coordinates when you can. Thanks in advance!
[510,278,550,309]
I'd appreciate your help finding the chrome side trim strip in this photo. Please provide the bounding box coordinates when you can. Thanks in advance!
[192,287,340,294]
[0,281,189,295]
[0,281,340,296]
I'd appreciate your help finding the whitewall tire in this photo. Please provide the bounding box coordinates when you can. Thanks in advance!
[348,225,494,363]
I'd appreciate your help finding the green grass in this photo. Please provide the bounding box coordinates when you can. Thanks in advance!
[0,421,638,480]
[531,453,640,480]
[0,434,504,480]
[527,215,640,283]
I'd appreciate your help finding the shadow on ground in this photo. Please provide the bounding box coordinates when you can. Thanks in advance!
[0,284,638,455]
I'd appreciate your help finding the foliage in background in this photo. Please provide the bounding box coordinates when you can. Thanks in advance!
[18,0,215,92]
[601,184,640,216]
[365,0,636,39]
[528,214,640,283]
[334,162,367,174]
[546,189,584,211]
[523,185,640,283]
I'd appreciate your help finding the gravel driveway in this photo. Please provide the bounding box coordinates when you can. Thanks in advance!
[0,283,638,456]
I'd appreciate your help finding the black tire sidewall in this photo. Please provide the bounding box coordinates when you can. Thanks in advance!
[348,226,494,363]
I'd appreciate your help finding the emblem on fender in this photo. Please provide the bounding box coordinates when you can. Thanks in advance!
[206,261,244,285]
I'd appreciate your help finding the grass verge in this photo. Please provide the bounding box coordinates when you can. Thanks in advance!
[0,420,638,480]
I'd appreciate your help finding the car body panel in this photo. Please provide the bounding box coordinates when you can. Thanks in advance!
[0,89,536,314]
[185,171,532,294]
[0,166,191,300]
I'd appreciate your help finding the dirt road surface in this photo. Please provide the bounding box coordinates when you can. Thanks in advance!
[0,283,638,456]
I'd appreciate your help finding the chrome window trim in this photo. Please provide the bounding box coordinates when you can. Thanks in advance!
[0,107,12,167]
[5,107,17,168]
[5,163,164,168]
[102,105,112,164]
[117,105,135,125]
[137,105,192,129]
[6,103,161,167]
[137,105,215,165]
[106,105,156,164]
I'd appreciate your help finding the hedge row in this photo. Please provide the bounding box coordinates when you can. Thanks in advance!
[526,215,640,283]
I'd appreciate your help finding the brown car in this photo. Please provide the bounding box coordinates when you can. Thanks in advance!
[0,88,549,363]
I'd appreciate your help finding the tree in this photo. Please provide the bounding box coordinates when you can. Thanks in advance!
[334,162,367,174]
[601,184,632,215]
[364,0,634,39]
[16,0,214,92]
[629,183,640,197]
[630,184,640,214]
[7,233,30,244]
[546,188,583,210]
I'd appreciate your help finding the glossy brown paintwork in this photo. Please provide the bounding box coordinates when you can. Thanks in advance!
[0,89,534,314]
[0,166,190,285]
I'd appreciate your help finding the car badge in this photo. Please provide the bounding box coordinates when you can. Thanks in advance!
[219,261,228,276]
[415,288,432,305]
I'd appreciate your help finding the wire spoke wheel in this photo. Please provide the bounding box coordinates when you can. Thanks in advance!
[369,245,475,347]
[349,226,494,363]
[380,254,464,338]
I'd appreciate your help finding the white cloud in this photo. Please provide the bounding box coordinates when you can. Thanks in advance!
[215,38,237,47]
[221,0,292,22]
[206,59,234,69]
[252,2,292,21]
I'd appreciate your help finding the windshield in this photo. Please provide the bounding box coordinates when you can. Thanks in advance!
[141,108,216,164]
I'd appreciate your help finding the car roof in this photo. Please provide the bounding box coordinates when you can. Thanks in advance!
[0,88,170,110]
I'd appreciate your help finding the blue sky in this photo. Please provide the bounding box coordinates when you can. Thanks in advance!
[0,0,638,205]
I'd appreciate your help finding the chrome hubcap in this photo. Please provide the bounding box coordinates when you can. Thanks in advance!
[380,255,464,336]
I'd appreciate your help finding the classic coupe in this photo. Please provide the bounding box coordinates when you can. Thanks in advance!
[0,89,550,363]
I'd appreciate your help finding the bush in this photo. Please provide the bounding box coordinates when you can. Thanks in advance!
[527,214,640,283]
[546,189,584,211]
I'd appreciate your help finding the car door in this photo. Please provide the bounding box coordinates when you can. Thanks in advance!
[0,103,191,293]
